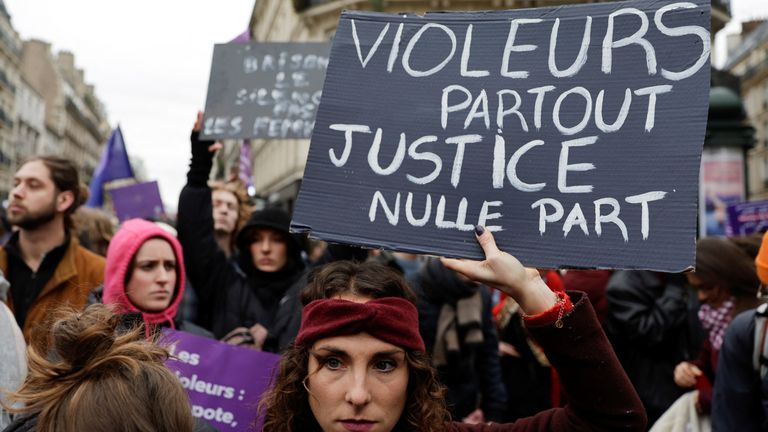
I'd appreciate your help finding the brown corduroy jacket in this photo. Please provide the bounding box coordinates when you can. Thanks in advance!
[1,237,105,348]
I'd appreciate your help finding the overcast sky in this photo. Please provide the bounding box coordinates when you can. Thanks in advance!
[6,0,254,212]
[6,0,768,212]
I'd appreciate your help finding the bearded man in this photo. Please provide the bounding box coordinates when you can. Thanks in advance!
[1,156,105,347]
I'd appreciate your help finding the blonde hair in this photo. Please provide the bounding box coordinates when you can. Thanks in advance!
[4,304,194,432]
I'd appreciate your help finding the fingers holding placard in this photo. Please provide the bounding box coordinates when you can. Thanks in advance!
[442,226,556,315]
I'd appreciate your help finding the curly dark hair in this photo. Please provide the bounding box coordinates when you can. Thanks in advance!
[260,261,449,432]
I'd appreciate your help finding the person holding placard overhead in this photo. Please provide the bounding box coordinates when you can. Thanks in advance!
[177,113,307,352]
[260,227,647,431]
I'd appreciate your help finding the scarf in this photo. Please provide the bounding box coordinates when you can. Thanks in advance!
[698,297,734,350]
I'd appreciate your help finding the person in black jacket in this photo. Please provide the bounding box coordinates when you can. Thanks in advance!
[409,257,508,423]
[177,113,306,352]
[711,308,766,431]
[605,270,704,424]
[711,230,768,431]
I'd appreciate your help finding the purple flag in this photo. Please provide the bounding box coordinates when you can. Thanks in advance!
[109,181,165,222]
[161,329,280,431]
[726,200,768,236]
[229,28,251,44]
[86,126,135,207]
[239,140,253,189]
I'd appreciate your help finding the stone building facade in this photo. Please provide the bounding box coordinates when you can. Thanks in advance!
[724,21,768,199]
[19,40,110,185]
[0,0,20,198]
[13,76,45,168]
[243,0,732,209]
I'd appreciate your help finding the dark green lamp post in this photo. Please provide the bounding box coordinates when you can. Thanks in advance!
[700,86,755,236]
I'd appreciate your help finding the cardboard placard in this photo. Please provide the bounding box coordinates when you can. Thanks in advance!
[726,200,768,237]
[162,329,280,431]
[201,42,331,140]
[291,0,711,272]
[109,181,165,222]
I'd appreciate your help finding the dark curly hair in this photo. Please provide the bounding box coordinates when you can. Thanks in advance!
[260,261,449,432]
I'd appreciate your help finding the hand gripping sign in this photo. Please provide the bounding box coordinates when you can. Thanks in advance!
[292,0,711,272]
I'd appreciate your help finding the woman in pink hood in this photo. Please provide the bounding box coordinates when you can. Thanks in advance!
[102,218,195,335]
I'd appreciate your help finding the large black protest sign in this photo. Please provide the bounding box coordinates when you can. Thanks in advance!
[201,42,330,140]
[292,0,710,271]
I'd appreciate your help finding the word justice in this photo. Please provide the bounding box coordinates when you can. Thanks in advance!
[328,124,668,240]
[329,123,605,193]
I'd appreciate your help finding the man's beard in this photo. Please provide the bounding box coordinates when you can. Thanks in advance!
[8,199,58,231]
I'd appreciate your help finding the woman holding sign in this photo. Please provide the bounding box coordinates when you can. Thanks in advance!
[260,227,647,431]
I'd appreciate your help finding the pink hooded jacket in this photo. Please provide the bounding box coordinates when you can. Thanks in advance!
[103,219,186,330]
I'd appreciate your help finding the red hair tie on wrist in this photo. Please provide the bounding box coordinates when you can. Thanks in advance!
[295,297,426,352]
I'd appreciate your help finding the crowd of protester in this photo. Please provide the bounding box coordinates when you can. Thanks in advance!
[0,118,765,431]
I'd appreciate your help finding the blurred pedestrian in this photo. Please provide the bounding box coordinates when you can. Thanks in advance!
[493,269,564,420]
[410,258,507,423]
[178,113,306,351]
[671,236,762,415]
[605,270,704,424]
[72,206,115,256]
[0,156,105,349]
[260,228,647,431]
[711,231,768,431]
[1,304,194,432]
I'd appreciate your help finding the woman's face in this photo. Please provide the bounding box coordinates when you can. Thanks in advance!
[126,238,177,313]
[249,228,288,272]
[306,331,409,432]
[686,273,728,306]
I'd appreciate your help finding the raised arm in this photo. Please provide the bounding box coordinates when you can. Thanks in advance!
[176,113,241,327]
[442,226,647,432]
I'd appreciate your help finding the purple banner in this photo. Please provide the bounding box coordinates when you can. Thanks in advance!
[161,329,280,431]
[726,200,768,237]
[109,181,166,222]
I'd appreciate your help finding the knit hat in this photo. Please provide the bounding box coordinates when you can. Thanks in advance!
[236,207,304,273]
[103,219,186,329]
[756,231,768,285]
[236,208,293,249]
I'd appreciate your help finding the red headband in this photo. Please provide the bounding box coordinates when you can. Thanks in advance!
[295,297,426,352]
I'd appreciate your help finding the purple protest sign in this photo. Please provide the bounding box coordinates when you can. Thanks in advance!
[109,181,166,222]
[726,200,768,237]
[161,329,280,431]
